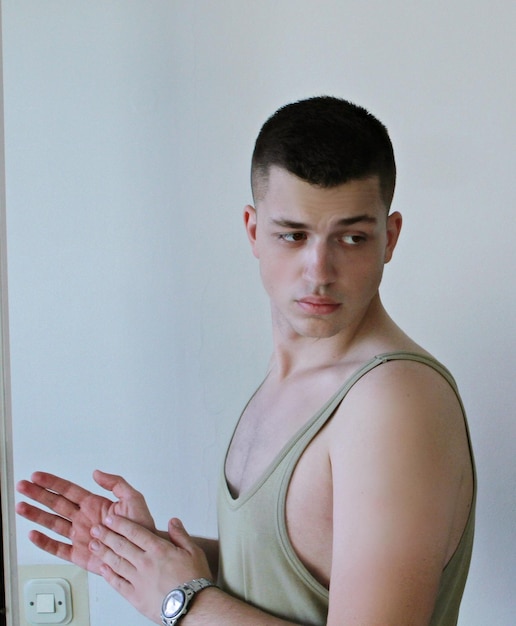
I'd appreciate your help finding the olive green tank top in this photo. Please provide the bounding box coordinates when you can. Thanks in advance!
[217,352,476,625]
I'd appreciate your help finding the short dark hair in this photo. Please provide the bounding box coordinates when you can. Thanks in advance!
[251,96,396,209]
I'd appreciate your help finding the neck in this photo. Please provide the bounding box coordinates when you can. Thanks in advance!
[269,296,393,379]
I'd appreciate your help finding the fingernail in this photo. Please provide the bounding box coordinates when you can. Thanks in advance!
[91,526,100,537]
[90,540,100,551]
[104,516,113,526]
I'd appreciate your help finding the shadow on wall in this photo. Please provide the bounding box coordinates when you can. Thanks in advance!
[1,490,6,626]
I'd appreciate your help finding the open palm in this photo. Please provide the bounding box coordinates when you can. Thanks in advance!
[16,470,157,575]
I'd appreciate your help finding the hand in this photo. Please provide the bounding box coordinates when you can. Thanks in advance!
[16,470,157,575]
[89,515,213,623]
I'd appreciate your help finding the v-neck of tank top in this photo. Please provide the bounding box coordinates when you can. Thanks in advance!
[222,351,456,508]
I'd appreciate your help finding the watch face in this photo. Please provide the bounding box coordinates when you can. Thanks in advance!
[163,589,186,618]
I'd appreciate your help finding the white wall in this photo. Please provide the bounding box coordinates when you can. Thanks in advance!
[3,1,515,625]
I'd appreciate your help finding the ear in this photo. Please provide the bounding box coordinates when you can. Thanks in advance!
[243,204,259,259]
[384,211,403,264]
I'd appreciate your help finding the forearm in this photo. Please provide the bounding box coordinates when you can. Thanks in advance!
[182,587,299,626]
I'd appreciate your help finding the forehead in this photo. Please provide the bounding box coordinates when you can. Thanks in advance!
[256,167,386,223]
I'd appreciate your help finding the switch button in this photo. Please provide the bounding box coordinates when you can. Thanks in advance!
[36,593,56,614]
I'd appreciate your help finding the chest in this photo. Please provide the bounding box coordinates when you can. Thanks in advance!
[225,375,334,497]
[224,376,339,586]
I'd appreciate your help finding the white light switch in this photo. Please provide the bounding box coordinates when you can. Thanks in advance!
[19,564,90,626]
[24,578,72,624]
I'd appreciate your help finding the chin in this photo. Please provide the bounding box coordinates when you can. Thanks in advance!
[292,320,345,340]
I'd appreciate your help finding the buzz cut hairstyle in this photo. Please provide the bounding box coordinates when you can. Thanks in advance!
[251,96,396,210]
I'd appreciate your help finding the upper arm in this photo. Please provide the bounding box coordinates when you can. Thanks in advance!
[326,361,471,626]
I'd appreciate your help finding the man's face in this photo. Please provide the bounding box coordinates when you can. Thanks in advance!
[244,167,402,341]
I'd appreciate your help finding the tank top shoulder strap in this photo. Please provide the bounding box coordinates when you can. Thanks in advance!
[312,351,459,429]
[282,351,466,475]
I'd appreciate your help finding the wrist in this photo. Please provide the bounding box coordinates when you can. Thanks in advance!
[161,578,217,626]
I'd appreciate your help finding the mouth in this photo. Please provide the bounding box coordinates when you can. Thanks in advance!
[296,297,342,316]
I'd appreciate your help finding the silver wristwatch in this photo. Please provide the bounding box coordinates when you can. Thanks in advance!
[161,577,216,626]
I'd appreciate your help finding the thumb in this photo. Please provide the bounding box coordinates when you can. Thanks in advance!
[93,470,139,499]
[168,518,191,548]
[93,469,122,492]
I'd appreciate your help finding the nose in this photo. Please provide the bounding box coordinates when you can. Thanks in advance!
[302,240,336,287]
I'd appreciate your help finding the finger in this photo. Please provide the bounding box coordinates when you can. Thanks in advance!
[28,529,73,562]
[16,479,79,520]
[92,522,145,560]
[16,501,72,539]
[30,472,94,507]
[90,526,140,577]
[96,561,135,601]
[103,515,160,552]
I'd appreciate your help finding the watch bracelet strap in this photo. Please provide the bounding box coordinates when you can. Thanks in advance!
[184,577,216,593]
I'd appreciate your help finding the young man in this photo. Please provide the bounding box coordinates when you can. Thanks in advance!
[17,96,475,626]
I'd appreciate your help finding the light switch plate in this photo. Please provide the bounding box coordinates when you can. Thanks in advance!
[24,578,72,624]
[18,564,90,626]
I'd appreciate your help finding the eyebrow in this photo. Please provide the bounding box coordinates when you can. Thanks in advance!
[270,215,378,229]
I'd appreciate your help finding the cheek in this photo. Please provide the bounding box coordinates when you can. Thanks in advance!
[345,254,385,292]
[258,254,292,295]
[363,259,387,293]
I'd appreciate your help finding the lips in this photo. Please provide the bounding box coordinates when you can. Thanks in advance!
[296,297,341,315]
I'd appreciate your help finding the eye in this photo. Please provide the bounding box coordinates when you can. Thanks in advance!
[340,234,366,246]
[278,232,307,243]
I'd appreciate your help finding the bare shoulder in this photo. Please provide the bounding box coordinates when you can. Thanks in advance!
[328,355,471,497]
[323,356,474,625]
[334,355,465,434]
